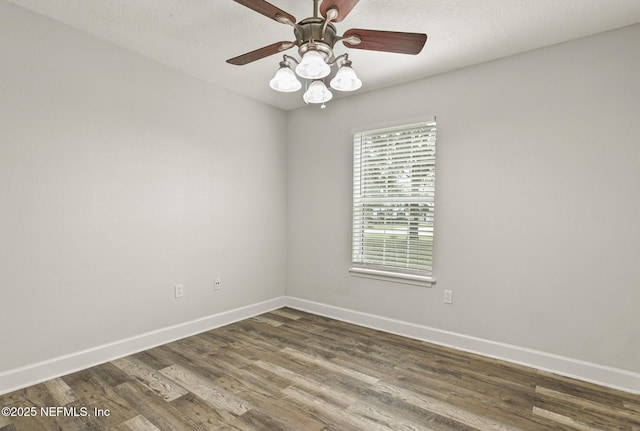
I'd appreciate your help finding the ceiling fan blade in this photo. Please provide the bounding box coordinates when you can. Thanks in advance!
[342,29,427,55]
[232,0,296,23]
[320,0,360,23]
[226,41,294,65]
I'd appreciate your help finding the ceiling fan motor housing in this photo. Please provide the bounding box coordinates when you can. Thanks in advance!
[295,18,338,60]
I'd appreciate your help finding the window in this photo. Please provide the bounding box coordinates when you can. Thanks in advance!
[351,120,436,285]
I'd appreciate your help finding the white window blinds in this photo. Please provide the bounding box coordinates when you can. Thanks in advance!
[352,121,436,281]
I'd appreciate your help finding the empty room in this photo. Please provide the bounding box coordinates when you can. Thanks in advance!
[1,1,639,430]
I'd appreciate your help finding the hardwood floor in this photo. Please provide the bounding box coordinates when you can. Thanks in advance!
[1,308,638,430]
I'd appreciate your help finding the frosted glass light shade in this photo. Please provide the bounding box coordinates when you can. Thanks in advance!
[330,65,362,91]
[269,66,302,92]
[295,50,331,79]
[303,80,333,104]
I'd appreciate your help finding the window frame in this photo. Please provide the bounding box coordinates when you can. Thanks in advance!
[350,119,436,287]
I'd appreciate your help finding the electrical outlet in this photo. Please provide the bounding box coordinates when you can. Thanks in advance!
[214,277,221,291]
[175,284,184,298]
[444,290,453,304]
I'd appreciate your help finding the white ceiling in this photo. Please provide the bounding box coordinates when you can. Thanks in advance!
[8,0,640,110]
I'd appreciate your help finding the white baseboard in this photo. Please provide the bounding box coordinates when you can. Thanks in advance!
[285,296,640,395]
[0,297,286,396]
[3,295,638,396]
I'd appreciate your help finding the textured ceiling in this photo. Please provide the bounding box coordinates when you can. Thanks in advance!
[8,0,640,110]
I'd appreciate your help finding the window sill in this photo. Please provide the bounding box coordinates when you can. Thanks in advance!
[349,267,435,287]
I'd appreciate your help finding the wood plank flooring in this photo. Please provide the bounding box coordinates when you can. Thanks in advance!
[1,308,638,430]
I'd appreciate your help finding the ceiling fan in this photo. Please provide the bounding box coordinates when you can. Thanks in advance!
[226,0,427,106]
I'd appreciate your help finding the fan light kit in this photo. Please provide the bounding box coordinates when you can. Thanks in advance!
[227,0,427,107]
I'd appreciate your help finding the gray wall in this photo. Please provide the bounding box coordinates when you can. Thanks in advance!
[287,24,640,373]
[0,3,288,373]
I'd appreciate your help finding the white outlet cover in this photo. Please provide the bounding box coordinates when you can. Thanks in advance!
[444,290,453,304]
